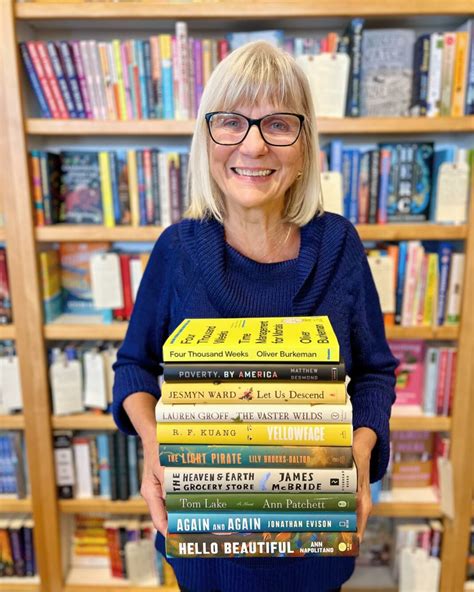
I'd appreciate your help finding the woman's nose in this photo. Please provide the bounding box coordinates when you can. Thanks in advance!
[239,124,268,155]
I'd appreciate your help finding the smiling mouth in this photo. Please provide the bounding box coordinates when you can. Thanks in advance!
[231,167,276,177]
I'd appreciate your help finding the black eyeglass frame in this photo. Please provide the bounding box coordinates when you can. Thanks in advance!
[205,111,305,147]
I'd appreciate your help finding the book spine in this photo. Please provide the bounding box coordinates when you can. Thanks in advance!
[8,525,26,577]
[143,148,154,224]
[36,40,69,118]
[96,433,111,498]
[422,347,440,416]
[156,402,352,423]
[19,42,51,118]
[466,25,474,114]
[159,444,353,468]
[411,34,430,115]
[151,149,161,225]
[70,40,93,118]
[435,348,449,415]
[164,466,357,493]
[451,31,469,116]
[376,148,391,224]
[427,33,443,117]
[168,512,357,534]
[445,252,465,324]
[144,39,155,119]
[440,32,457,116]
[25,41,60,118]
[166,531,359,558]
[114,432,130,501]
[22,522,35,576]
[437,243,452,325]
[161,380,346,405]
[46,41,76,117]
[53,432,75,499]
[57,41,86,118]
[163,361,346,382]
[165,492,357,512]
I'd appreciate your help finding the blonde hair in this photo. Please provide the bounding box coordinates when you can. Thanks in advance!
[185,41,323,226]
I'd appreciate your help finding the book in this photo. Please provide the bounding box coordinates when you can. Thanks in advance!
[166,531,359,558]
[157,423,352,446]
[163,317,340,363]
[163,466,357,493]
[155,400,352,423]
[160,381,347,405]
[167,512,357,534]
[390,340,426,415]
[163,360,346,382]
[165,492,356,512]
[158,444,353,468]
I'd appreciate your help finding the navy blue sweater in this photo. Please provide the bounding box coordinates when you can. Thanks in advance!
[113,212,398,592]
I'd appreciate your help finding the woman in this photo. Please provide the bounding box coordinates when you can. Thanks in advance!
[113,41,398,592]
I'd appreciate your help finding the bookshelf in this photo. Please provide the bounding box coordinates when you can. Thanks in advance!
[1,1,473,591]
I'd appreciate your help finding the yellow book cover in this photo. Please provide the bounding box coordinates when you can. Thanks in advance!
[156,422,352,446]
[98,151,115,228]
[39,250,61,298]
[112,39,127,121]
[451,31,469,117]
[127,150,140,227]
[161,381,346,404]
[140,252,150,272]
[422,253,439,326]
[163,317,339,363]
[202,39,212,87]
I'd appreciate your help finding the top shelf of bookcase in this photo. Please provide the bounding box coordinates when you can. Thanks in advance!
[14,0,474,20]
[26,117,474,136]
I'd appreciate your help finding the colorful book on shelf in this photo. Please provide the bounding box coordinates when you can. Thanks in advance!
[61,151,103,224]
[163,317,340,363]
[165,492,357,512]
[390,340,425,415]
[166,531,359,558]
[163,466,357,493]
[158,444,353,468]
[156,422,352,446]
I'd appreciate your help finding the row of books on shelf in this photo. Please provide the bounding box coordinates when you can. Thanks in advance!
[321,142,472,225]
[29,142,473,229]
[30,149,190,227]
[0,248,11,324]
[0,432,28,498]
[19,20,474,120]
[0,514,36,579]
[68,514,177,586]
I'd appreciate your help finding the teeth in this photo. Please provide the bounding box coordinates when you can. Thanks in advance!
[234,168,273,177]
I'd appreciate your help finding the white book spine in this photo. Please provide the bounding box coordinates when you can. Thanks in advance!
[175,21,190,120]
[422,347,440,415]
[164,466,357,493]
[401,241,423,326]
[158,152,171,227]
[79,40,99,119]
[445,252,465,324]
[73,438,93,498]
[427,32,443,117]
[155,400,353,423]
[89,40,108,120]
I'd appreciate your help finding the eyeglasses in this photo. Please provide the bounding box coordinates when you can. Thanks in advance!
[205,112,304,147]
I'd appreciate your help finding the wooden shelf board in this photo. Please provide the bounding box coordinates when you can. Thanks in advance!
[36,225,163,242]
[0,227,5,241]
[0,324,16,339]
[0,577,40,592]
[389,415,451,431]
[25,117,474,136]
[64,566,176,591]
[35,223,468,243]
[60,498,147,514]
[0,414,25,429]
[372,502,442,517]
[44,322,127,340]
[52,413,116,430]
[385,325,458,340]
[0,497,32,513]
[15,1,474,19]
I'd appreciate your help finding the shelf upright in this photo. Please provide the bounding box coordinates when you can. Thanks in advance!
[1,2,62,591]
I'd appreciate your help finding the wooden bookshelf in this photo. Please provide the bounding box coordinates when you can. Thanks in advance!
[35,223,468,243]
[0,497,33,513]
[51,413,452,432]
[14,0,474,19]
[0,323,16,339]
[0,414,25,429]
[0,580,40,592]
[0,227,5,241]
[25,116,474,136]
[43,321,459,341]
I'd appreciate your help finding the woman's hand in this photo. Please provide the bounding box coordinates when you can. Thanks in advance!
[141,440,168,536]
[352,427,377,543]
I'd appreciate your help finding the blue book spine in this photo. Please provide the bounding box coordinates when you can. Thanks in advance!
[348,149,360,223]
[341,150,352,219]
[465,20,474,114]
[136,40,149,119]
[167,512,357,534]
[329,140,344,173]
[395,241,408,325]
[161,59,174,120]
[19,42,51,118]
[143,39,155,119]
[127,436,139,497]
[108,151,122,224]
[57,41,86,118]
[429,147,456,221]
[136,150,147,225]
[437,242,453,326]
[46,41,77,118]
[96,433,111,497]
[411,34,431,115]
[346,18,365,117]
[0,436,6,494]
[377,149,391,224]
[422,347,440,415]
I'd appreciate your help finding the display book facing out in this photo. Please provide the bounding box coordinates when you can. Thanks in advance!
[157,316,359,558]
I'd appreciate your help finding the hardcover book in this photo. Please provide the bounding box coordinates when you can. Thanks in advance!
[163,317,340,363]
[61,150,103,224]
[160,381,346,404]
[166,531,359,558]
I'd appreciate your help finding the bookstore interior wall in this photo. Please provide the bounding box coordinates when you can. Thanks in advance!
[1,1,474,591]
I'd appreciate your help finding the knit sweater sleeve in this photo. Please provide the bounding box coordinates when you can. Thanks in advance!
[346,231,399,483]
[112,226,176,435]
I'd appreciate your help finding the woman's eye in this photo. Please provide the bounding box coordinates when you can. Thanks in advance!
[270,120,288,131]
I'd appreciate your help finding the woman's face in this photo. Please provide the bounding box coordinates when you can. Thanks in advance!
[208,102,304,216]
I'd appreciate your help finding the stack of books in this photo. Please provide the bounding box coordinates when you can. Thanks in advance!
[156,317,359,559]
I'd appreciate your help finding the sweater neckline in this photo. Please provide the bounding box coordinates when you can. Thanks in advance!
[190,213,336,317]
